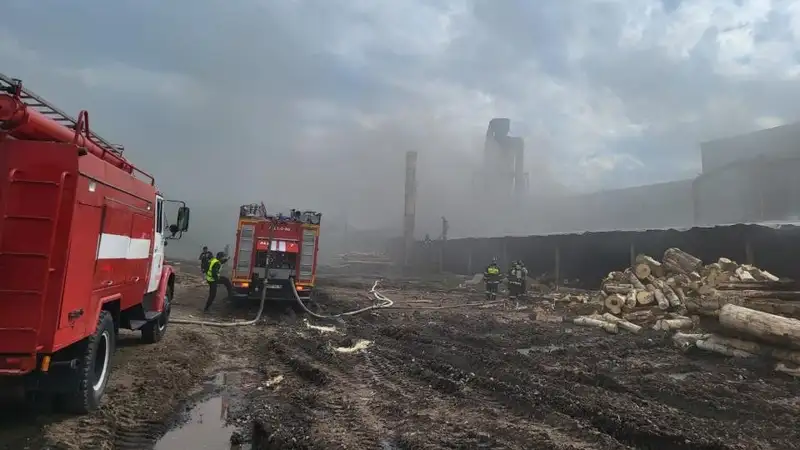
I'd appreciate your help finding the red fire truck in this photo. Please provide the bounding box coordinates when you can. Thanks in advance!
[0,73,190,413]
[231,203,321,301]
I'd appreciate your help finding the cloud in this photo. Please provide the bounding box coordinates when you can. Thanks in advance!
[3,0,800,250]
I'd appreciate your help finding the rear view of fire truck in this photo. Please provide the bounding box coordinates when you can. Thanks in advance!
[0,73,191,413]
[232,203,321,301]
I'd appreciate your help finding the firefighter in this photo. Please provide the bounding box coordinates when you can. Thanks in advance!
[484,259,501,301]
[518,260,529,293]
[199,246,213,275]
[507,261,528,307]
[507,261,524,304]
[204,251,232,312]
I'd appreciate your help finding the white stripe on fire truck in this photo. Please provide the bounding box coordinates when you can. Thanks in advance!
[269,240,287,252]
[96,233,151,260]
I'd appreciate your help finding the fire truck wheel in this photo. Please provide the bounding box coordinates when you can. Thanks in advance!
[141,287,172,344]
[59,310,116,414]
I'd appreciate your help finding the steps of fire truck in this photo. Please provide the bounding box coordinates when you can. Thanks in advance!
[0,72,123,157]
[0,168,66,368]
[128,312,162,330]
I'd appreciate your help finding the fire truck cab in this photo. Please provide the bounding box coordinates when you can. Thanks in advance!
[231,203,321,301]
[0,73,190,413]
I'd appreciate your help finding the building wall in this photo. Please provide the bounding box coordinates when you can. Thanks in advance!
[700,122,800,173]
[693,155,800,225]
[546,179,696,233]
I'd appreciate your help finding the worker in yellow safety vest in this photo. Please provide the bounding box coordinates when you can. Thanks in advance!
[484,259,501,301]
[204,252,232,312]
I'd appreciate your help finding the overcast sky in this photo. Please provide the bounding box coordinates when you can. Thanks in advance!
[3,0,800,249]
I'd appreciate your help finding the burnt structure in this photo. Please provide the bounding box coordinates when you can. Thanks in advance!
[483,118,527,199]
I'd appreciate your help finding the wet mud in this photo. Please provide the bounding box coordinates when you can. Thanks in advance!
[2,265,800,449]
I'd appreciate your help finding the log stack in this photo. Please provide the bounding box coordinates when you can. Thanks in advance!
[673,304,800,377]
[566,247,800,376]
[573,247,797,335]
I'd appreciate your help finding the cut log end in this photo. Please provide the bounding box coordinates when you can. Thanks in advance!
[634,263,651,280]
[604,294,625,315]
[636,290,654,305]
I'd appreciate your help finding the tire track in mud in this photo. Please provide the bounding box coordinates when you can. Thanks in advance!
[376,317,800,450]
[41,328,216,450]
[256,336,388,449]
[361,335,616,449]
[228,281,800,449]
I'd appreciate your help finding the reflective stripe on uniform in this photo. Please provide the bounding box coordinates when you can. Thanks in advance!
[206,258,220,282]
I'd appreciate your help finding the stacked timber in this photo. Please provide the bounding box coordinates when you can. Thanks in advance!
[673,304,800,377]
[572,247,798,335]
[566,247,800,376]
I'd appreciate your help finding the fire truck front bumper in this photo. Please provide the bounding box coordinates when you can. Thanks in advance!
[231,278,313,301]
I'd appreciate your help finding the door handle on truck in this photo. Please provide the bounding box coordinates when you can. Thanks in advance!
[131,277,140,282]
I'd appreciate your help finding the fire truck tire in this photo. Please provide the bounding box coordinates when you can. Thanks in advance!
[142,286,172,344]
[59,310,116,414]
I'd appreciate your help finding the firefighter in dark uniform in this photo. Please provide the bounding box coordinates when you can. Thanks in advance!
[507,261,524,304]
[518,260,529,294]
[507,261,528,307]
[199,246,213,274]
[204,252,232,312]
[484,260,501,301]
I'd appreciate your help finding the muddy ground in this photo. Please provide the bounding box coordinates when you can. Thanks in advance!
[2,263,800,449]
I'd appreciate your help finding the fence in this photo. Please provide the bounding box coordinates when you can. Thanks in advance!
[400,223,800,289]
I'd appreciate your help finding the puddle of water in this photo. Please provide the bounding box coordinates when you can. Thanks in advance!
[154,395,239,450]
[155,371,253,450]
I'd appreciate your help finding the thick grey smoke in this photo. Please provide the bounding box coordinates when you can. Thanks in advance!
[2,1,800,259]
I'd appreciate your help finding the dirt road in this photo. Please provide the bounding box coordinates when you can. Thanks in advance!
[2,264,800,449]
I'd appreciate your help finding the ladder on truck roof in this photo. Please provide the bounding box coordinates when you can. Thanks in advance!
[0,72,124,157]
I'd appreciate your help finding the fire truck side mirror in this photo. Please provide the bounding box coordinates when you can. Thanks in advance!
[176,206,190,232]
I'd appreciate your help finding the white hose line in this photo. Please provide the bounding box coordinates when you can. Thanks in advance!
[170,279,392,327]
[290,279,393,320]
[170,280,268,327]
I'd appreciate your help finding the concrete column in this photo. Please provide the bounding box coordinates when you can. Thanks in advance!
[403,151,418,267]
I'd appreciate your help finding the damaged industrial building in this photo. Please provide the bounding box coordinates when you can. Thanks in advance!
[395,120,800,285]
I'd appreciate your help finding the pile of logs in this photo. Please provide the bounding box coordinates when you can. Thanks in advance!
[572,247,798,335]
[569,247,800,375]
[673,303,800,377]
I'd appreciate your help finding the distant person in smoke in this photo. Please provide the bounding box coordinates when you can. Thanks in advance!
[507,261,524,306]
[507,261,529,307]
[199,246,213,274]
[204,251,232,312]
[518,260,528,293]
[484,259,501,301]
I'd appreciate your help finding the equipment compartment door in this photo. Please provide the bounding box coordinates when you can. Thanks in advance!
[130,212,154,293]
[59,202,103,333]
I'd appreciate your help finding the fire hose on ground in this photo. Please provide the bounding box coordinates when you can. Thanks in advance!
[170,279,393,327]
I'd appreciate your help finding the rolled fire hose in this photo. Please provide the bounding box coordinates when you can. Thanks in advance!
[170,279,392,327]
